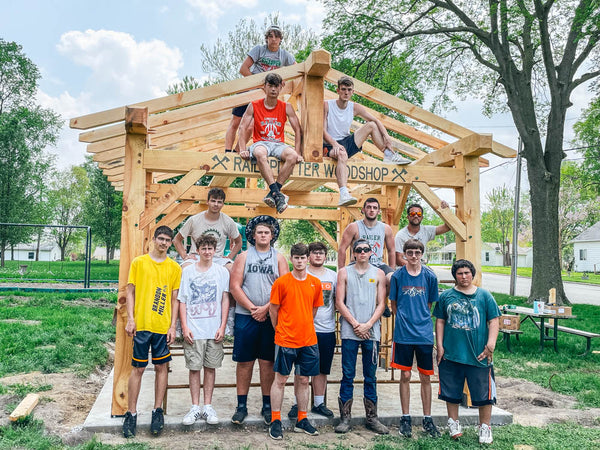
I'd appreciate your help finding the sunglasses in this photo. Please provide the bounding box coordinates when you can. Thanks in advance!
[354,247,371,254]
[405,250,422,256]
[408,211,423,217]
[310,251,326,256]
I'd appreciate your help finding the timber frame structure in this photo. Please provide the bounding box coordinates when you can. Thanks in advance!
[71,50,515,416]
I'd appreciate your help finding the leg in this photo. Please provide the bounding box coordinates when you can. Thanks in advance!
[312,374,327,399]
[340,339,358,403]
[153,362,169,409]
[399,369,411,415]
[258,359,275,396]
[189,370,201,405]
[236,361,255,396]
[332,148,349,189]
[270,372,289,414]
[203,368,216,405]
[276,147,299,185]
[353,122,379,148]
[224,115,242,150]
[419,372,432,416]
[295,375,311,413]
[361,340,379,403]
[479,404,492,425]
[447,402,459,421]
[127,366,145,413]
[253,146,276,186]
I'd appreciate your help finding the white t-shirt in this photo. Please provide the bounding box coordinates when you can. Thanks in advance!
[326,99,354,141]
[308,267,337,333]
[395,225,437,260]
[179,211,240,257]
[178,263,230,340]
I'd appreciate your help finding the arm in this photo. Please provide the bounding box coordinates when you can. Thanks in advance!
[384,225,396,269]
[337,223,356,269]
[239,56,254,76]
[435,318,446,364]
[286,103,303,161]
[435,223,451,235]
[389,275,397,315]
[335,268,358,328]
[354,103,393,150]
[173,232,188,260]
[214,292,230,343]
[269,303,280,329]
[167,289,179,345]
[477,317,499,364]
[229,252,256,312]
[125,283,136,337]
[228,234,243,260]
[238,103,254,156]
[251,254,289,322]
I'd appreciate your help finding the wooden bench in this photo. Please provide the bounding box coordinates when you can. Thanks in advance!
[500,329,523,353]
[539,322,600,355]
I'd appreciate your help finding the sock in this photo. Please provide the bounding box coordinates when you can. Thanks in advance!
[293,396,298,406]
[262,395,271,408]
[204,404,211,410]
[402,414,410,418]
[314,395,325,407]
[298,411,308,421]
[424,415,432,419]
[276,182,282,190]
[384,148,394,157]
[225,148,233,153]
[269,182,279,194]
[131,412,137,417]
[339,186,349,196]
[237,395,247,408]
[271,411,281,422]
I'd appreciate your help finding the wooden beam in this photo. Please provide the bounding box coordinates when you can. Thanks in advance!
[87,135,126,154]
[152,200,195,232]
[305,49,331,76]
[9,394,39,421]
[71,63,306,130]
[394,186,411,224]
[125,107,149,135]
[415,133,493,167]
[79,123,125,143]
[93,148,124,163]
[209,175,238,187]
[309,220,338,251]
[411,181,467,241]
[301,73,325,162]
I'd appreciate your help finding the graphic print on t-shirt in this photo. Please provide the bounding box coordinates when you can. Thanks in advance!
[402,285,425,297]
[187,277,218,319]
[259,117,283,141]
[257,57,281,72]
[446,297,481,331]
[321,282,333,307]
[152,285,168,316]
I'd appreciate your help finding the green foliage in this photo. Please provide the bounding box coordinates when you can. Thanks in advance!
[573,94,600,193]
[0,259,119,282]
[0,383,52,397]
[278,220,337,254]
[166,75,206,95]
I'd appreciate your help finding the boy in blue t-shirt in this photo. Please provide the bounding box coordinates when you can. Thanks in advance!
[389,239,440,438]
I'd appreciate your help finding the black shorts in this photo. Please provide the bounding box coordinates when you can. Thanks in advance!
[323,134,361,158]
[438,358,497,406]
[232,313,275,362]
[132,331,171,367]
[391,343,434,375]
[232,104,249,117]
[317,332,336,375]
[273,344,320,377]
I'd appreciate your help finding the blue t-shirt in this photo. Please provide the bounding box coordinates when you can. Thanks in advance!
[433,287,501,367]
[389,266,439,345]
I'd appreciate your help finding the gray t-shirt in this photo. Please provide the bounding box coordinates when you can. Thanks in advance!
[340,264,381,341]
[179,212,240,258]
[248,45,296,74]
[308,267,337,333]
[395,225,436,260]
[237,246,280,315]
[357,220,387,266]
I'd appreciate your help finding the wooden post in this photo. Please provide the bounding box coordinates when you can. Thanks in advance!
[112,107,148,416]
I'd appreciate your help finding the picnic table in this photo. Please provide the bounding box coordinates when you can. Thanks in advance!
[501,306,577,352]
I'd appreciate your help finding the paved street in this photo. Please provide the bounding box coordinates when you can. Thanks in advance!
[432,267,600,306]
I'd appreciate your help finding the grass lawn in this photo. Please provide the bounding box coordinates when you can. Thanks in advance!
[480,265,600,285]
[0,260,120,282]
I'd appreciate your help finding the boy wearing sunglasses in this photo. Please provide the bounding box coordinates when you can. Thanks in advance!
[389,239,441,439]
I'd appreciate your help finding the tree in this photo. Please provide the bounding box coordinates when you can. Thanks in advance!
[83,157,123,263]
[0,39,61,266]
[573,95,600,193]
[481,186,515,265]
[323,0,600,304]
[278,220,337,255]
[48,166,89,261]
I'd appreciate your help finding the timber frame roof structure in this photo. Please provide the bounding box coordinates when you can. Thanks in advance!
[70,50,515,415]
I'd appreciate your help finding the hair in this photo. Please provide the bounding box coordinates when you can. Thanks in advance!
[253,221,275,237]
[264,72,283,87]
[308,241,328,254]
[207,187,225,202]
[353,239,371,251]
[363,197,380,208]
[337,76,354,88]
[154,225,174,240]
[451,259,476,280]
[195,234,217,250]
[403,238,424,253]
[290,243,309,257]
[265,25,283,41]
[406,203,424,216]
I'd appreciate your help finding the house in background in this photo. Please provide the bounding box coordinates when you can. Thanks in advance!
[2,242,61,262]
[428,242,532,267]
[93,247,121,261]
[572,221,600,273]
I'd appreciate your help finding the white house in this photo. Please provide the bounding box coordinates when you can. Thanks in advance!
[571,221,600,272]
[428,242,533,267]
[2,242,61,262]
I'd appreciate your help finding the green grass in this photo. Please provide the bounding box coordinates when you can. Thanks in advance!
[0,383,52,397]
[480,265,600,285]
[0,291,116,377]
[0,260,120,282]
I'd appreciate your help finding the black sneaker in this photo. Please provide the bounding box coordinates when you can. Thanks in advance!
[150,408,164,436]
[263,192,276,208]
[231,406,248,424]
[383,305,392,318]
[294,418,319,436]
[288,404,298,419]
[122,411,137,438]
[399,415,412,438]
[274,192,288,214]
[269,419,283,440]
[423,416,441,438]
[261,405,272,425]
[311,403,334,417]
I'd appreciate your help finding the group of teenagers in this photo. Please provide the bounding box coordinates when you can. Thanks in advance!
[122,186,501,445]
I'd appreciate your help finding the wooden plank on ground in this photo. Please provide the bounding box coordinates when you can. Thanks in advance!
[9,394,39,421]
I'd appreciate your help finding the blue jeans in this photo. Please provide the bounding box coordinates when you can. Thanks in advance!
[340,339,379,403]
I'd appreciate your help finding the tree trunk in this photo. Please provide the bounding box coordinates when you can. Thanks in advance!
[35,230,41,262]
[106,243,110,264]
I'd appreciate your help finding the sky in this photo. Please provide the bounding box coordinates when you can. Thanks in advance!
[1,0,592,208]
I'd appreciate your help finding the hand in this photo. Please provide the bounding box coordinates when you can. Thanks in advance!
[436,346,445,365]
[477,344,494,363]
[183,328,194,345]
[250,305,268,322]
[240,149,250,160]
[214,327,225,343]
[353,322,371,339]
[295,153,304,163]
[125,319,136,337]
[166,327,176,345]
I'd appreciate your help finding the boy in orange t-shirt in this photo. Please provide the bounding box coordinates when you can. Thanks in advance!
[268,243,323,440]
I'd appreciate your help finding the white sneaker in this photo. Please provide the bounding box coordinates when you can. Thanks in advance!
[447,418,462,439]
[383,151,411,164]
[338,192,358,207]
[182,405,202,425]
[478,423,493,444]
[202,404,219,425]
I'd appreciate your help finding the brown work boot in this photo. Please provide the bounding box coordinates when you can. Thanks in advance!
[334,397,353,433]
[364,398,389,434]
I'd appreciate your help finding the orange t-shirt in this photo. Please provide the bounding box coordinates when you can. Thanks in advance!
[252,99,287,143]
[270,272,324,348]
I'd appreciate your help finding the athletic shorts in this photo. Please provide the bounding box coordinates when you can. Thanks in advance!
[438,358,497,406]
[249,141,288,160]
[232,313,275,362]
[323,134,361,158]
[132,331,171,368]
[391,343,434,375]
[183,338,224,370]
[232,104,249,117]
[273,344,320,377]
[316,332,336,375]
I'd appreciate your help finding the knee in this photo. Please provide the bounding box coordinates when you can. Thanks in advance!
[337,148,348,163]
[419,372,431,385]
[400,370,412,382]
[154,363,168,374]
[253,146,267,160]
[281,148,297,162]
[297,376,310,387]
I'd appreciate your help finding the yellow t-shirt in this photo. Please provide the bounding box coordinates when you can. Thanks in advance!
[128,254,182,334]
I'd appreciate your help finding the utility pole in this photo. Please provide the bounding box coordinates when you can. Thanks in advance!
[510,138,523,296]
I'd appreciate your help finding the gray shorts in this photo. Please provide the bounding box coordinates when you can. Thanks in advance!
[183,339,224,370]
[249,141,288,160]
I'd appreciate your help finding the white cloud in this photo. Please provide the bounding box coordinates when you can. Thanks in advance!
[57,29,183,106]
[186,0,257,22]
[284,0,325,32]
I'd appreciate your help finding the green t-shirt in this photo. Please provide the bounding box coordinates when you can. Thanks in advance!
[433,287,500,367]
